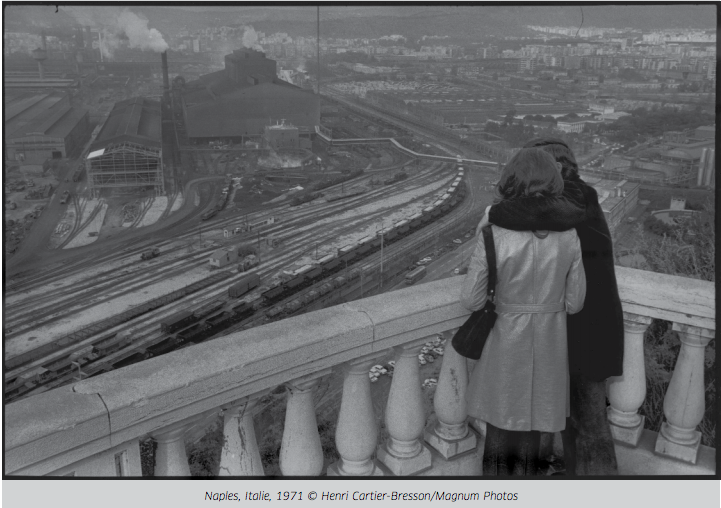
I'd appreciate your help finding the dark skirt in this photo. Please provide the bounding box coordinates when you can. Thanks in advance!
[483,422,541,476]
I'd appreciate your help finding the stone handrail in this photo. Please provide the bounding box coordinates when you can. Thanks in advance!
[5,266,715,476]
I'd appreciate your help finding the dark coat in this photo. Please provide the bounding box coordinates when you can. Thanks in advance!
[488,175,625,381]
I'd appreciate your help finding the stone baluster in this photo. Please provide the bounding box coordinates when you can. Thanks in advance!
[329,353,387,476]
[654,323,714,463]
[152,414,207,476]
[606,312,652,447]
[279,370,330,476]
[424,330,477,459]
[219,391,269,476]
[377,338,432,475]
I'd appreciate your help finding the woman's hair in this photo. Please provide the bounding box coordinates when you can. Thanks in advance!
[522,137,579,180]
[496,147,564,201]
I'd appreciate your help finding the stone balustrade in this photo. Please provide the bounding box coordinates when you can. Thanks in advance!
[5,266,715,476]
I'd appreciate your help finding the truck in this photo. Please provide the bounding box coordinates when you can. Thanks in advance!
[228,273,261,298]
[141,248,160,260]
[405,266,427,285]
[60,190,71,205]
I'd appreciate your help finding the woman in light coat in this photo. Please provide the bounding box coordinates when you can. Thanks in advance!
[460,148,586,476]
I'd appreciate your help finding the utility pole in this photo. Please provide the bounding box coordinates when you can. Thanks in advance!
[257,231,261,263]
[379,223,384,289]
[199,226,202,245]
[317,6,320,96]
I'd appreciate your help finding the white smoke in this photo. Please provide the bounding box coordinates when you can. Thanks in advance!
[62,6,168,59]
[241,25,263,51]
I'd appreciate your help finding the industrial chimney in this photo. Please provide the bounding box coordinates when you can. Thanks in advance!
[161,51,170,92]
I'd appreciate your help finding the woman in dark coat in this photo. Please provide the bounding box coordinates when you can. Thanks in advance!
[461,148,586,476]
[483,137,624,476]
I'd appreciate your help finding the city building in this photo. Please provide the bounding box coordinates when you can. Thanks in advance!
[556,120,586,133]
[264,121,300,150]
[581,175,640,235]
[86,97,164,197]
[5,91,90,164]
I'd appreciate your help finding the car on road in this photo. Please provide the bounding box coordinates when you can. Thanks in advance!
[453,239,462,244]
[416,257,433,266]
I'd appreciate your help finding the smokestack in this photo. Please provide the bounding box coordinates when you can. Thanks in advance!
[98,30,103,63]
[697,148,708,186]
[703,149,714,187]
[162,51,170,92]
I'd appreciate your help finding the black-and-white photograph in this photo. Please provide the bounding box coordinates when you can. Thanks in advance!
[3,2,716,485]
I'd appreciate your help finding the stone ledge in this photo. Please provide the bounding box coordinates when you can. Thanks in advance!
[5,385,111,475]
[615,429,715,475]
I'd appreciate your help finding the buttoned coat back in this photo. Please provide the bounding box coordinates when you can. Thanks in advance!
[460,225,586,433]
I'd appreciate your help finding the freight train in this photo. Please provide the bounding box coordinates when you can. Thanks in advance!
[261,168,467,311]
[201,177,234,221]
[5,169,467,402]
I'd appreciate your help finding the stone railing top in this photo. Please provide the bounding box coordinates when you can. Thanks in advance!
[5,266,715,474]
[615,266,715,331]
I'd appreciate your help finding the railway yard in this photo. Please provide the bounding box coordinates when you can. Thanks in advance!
[4,96,500,404]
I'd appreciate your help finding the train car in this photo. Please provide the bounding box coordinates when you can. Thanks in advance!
[347,268,361,281]
[303,291,319,305]
[431,207,442,218]
[337,244,357,263]
[231,301,253,316]
[379,227,397,242]
[285,300,302,314]
[266,306,284,319]
[305,265,323,280]
[206,312,234,330]
[408,212,424,229]
[319,254,340,272]
[394,219,410,235]
[201,208,218,221]
[91,332,131,356]
[285,274,306,290]
[405,266,427,285]
[160,310,196,334]
[146,337,179,358]
[262,284,285,302]
[356,236,374,255]
[193,300,225,319]
[319,282,334,295]
[295,265,314,276]
[228,272,261,298]
[332,276,346,289]
[442,193,451,200]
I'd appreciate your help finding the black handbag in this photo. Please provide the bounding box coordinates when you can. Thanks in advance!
[451,225,498,360]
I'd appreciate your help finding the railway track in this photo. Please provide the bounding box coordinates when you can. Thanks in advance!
[5,96,494,402]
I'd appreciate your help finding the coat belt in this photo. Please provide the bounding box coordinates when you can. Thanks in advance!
[495,302,565,314]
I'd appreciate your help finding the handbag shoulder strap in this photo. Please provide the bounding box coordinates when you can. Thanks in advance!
[482,226,497,302]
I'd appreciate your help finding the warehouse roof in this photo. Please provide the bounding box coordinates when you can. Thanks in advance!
[184,82,319,139]
[183,71,297,106]
[4,91,77,139]
[90,97,161,151]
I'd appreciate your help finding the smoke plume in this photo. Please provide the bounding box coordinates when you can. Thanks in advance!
[241,25,263,51]
[63,6,168,59]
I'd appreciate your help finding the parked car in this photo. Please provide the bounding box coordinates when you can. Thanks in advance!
[454,268,461,275]
[453,239,462,244]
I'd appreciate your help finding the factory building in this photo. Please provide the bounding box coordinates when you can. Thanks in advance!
[86,97,164,197]
[580,174,640,236]
[181,48,319,144]
[5,91,90,164]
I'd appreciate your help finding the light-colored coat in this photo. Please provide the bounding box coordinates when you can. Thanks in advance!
[460,226,586,433]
